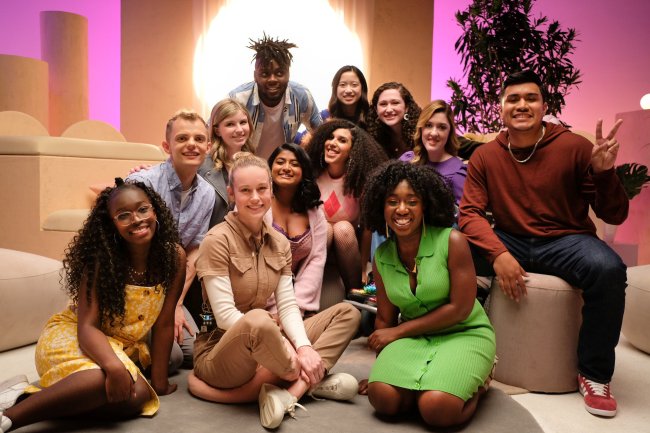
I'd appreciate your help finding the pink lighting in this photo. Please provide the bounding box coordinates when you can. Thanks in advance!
[0,0,120,130]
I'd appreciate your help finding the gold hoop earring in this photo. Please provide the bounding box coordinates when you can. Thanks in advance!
[385,222,390,238]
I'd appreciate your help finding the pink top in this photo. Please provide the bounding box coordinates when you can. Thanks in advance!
[316,171,360,224]
[264,207,328,313]
[272,223,312,275]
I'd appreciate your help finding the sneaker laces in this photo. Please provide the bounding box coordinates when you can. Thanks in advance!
[583,378,610,397]
[286,401,307,419]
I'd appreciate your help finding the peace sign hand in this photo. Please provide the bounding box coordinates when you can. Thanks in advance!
[592,119,623,173]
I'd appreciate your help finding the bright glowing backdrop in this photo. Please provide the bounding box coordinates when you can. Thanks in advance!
[193,0,363,117]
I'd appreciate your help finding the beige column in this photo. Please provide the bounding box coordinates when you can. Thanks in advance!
[40,11,89,136]
[121,0,196,145]
[0,54,49,127]
[369,0,433,107]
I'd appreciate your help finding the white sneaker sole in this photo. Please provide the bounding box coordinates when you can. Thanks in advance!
[259,385,284,429]
[312,373,358,401]
[579,385,617,417]
[0,374,29,411]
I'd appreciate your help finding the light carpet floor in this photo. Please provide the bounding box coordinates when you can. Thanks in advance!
[8,338,544,433]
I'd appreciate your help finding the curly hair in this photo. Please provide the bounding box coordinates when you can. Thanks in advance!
[361,161,455,232]
[208,98,256,171]
[411,100,460,164]
[367,82,421,158]
[62,179,180,326]
[328,65,369,128]
[248,33,297,69]
[268,143,322,213]
[306,119,387,198]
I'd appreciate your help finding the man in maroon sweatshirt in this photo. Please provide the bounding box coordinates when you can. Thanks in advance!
[459,70,628,418]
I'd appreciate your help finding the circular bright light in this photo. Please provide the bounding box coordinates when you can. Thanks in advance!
[194,0,364,118]
[641,93,650,110]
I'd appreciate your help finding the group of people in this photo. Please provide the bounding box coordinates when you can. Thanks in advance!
[0,34,629,433]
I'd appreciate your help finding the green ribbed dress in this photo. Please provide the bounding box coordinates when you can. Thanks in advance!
[368,226,496,401]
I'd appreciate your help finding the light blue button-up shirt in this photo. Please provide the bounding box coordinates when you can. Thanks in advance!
[229,80,322,148]
[127,159,215,250]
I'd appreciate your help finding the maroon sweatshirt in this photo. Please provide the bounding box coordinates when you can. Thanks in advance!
[458,122,629,263]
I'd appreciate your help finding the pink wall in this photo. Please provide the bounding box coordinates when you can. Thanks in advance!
[0,0,120,130]
[432,0,650,134]
[2,1,649,140]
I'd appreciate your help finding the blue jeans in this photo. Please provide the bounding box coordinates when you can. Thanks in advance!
[471,230,627,382]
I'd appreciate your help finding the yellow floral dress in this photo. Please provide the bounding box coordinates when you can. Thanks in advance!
[27,284,166,416]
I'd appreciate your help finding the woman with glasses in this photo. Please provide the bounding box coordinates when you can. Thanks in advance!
[0,179,183,432]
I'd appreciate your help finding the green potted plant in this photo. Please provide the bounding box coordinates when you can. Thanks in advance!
[615,162,650,200]
[601,162,650,243]
[447,0,581,133]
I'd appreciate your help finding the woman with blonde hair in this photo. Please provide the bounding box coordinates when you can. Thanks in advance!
[400,100,466,206]
[199,98,256,227]
[189,152,360,429]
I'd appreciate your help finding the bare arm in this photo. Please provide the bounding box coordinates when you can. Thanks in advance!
[174,246,198,343]
[77,265,134,403]
[150,245,186,395]
[367,258,399,354]
[368,230,477,351]
[359,227,372,285]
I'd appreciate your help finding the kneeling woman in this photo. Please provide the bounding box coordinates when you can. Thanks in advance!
[190,153,359,429]
[361,161,495,427]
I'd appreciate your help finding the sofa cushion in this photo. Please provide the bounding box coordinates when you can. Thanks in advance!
[0,249,68,352]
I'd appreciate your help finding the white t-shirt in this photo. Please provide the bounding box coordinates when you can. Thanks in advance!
[257,102,285,160]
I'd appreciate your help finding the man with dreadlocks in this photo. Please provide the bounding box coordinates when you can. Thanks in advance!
[229,34,322,159]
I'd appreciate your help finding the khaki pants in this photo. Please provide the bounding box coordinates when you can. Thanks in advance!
[193,303,360,389]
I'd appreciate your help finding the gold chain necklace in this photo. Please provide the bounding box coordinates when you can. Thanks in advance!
[508,126,545,164]
[128,267,148,284]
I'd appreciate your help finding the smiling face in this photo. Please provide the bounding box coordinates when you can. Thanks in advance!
[324,128,353,167]
[109,187,157,246]
[384,179,423,241]
[162,118,210,169]
[215,110,250,156]
[254,58,290,107]
[421,112,451,161]
[271,149,303,189]
[336,71,362,107]
[500,82,547,134]
[228,165,272,229]
[376,88,406,128]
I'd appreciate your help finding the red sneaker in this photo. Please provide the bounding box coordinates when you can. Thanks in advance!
[578,374,617,417]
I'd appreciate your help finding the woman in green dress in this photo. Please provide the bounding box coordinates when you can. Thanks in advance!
[360,161,495,427]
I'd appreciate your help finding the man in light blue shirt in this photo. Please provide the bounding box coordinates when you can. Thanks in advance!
[229,34,322,159]
[127,109,215,370]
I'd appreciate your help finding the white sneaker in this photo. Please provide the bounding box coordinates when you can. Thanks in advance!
[0,375,28,411]
[311,373,358,401]
[1,413,13,433]
[258,383,305,429]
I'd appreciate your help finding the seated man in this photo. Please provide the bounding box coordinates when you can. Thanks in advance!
[229,34,322,159]
[127,109,216,371]
[459,70,628,417]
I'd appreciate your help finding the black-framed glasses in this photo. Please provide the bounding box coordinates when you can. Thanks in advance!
[113,205,154,226]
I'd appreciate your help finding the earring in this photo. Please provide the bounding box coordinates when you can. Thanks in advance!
[403,113,409,121]
[155,219,160,233]
[385,222,390,238]
[422,222,426,237]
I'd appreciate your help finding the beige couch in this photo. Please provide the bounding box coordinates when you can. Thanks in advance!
[0,135,165,260]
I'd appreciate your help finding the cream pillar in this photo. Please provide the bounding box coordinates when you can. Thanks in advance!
[40,11,89,136]
[0,54,49,128]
